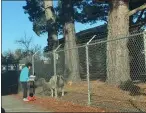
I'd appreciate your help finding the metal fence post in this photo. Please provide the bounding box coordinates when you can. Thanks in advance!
[53,44,62,76]
[32,55,34,75]
[32,50,40,75]
[86,35,96,106]
[143,31,146,71]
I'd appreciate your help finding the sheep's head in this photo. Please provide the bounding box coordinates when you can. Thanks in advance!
[57,75,65,81]
[56,75,65,86]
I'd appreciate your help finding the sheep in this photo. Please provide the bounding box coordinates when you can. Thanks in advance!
[35,78,51,96]
[35,75,65,98]
[55,75,65,97]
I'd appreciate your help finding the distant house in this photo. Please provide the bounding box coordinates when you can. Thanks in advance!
[2,65,6,71]
[2,64,19,71]
[58,24,107,46]
[8,65,14,70]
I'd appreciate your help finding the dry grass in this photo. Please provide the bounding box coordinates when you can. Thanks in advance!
[15,80,146,112]
[60,80,146,112]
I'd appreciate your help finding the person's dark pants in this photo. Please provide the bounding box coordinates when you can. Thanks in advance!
[29,81,35,97]
[21,82,28,98]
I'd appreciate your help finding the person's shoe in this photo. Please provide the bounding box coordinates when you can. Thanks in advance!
[32,96,36,100]
[23,98,29,102]
[27,96,32,101]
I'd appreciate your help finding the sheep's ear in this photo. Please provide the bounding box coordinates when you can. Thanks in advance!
[57,75,60,78]
[60,75,63,79]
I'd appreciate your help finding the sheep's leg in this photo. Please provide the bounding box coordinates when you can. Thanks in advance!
[51,89,53,97]
[55,88,58,98]
[46,90,49,96]
[61,88,64,96]
[42,87,46,96]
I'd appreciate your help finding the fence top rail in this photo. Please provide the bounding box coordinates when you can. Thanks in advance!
[55,32,143,53]
[40,32,143,54]
[88,32,143,46]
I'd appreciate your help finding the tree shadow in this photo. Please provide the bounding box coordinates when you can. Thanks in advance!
[119,80,146,96]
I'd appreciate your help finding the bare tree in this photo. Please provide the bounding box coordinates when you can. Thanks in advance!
[15,33,32,50]
[15,33,41,56]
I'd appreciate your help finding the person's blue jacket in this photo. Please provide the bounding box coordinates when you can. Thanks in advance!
[19,67,29,82]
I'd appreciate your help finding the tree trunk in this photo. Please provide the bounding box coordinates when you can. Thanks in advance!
[43,1,55,23]
[106,0,131,85]
[47,31,58,51]
[44,0,58,51]
[64,22,81,82]
[62,0,81,82]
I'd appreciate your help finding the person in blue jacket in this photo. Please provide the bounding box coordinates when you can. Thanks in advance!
[19,62,32,101]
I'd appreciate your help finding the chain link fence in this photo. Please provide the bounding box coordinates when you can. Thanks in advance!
[27,31,146,112]
[32,50,54,81]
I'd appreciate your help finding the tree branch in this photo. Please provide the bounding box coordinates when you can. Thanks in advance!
[129,4,146,16]
[136,9,145,24]
[130,17,146,32]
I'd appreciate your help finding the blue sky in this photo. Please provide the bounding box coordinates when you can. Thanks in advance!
[2,1,103,53]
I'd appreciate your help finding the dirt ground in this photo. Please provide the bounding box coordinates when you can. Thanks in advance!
[14,93,107,112]
[15,80,146,112]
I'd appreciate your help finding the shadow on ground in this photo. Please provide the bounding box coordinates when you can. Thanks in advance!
[119,80,146,96]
